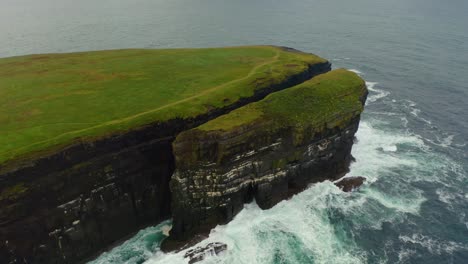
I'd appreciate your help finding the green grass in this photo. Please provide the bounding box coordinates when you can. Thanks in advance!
[196,69,367,133]
[0,46,327,166]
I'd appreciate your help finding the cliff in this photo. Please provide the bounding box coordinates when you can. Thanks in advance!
[163,69,367,250]
[0,46,331,263]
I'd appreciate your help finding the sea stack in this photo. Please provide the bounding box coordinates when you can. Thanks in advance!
[163,69,367,251]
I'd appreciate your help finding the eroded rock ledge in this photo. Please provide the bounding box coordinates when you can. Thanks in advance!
[162,69,368,251]
[0,48,330,264]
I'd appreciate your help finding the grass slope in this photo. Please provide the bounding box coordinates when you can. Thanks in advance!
[195,69,366,134]
[0,46,326,165]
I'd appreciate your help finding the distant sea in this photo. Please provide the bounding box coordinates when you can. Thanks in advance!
[1,0,467,263]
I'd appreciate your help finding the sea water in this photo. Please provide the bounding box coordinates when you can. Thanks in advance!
[1,0,467,263]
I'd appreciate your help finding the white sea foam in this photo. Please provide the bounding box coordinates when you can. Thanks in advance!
[397,248,417,263]
[350,121,423,182]
[366,82,390,103]
[433,134,455,148]
[436,188,456,204]
[401,116,409,128]
[436,188,467,212]
[399,234,468,255]
[349,69,362,74]
[146,183,368,264]
[161,225,171,237]
[403,100,434,126]
[382,145,397,152]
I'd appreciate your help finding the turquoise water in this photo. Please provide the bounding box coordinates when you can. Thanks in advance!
[1,0,467,263]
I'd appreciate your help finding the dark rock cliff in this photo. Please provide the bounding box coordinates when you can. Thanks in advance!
[162,69,368,251]
[0,60,330,264]
[164,119,361,251]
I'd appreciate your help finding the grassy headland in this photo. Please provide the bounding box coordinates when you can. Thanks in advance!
[179,69,367,145]
[0,46,327,165]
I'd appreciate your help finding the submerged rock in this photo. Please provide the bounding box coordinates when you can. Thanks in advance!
[184,242,227,264]
[334,176,366,192]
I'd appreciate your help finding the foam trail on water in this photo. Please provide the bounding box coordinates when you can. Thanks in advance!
[346,70,389,103]
[399,234,468,255]
[366,82,389,103]
[349,69,363,74]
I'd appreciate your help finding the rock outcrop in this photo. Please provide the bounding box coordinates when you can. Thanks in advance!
[162,69,368,251]
[0,49,330,264]
[335,176,366,192]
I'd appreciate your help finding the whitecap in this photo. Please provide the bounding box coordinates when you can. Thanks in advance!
[350,121,423,182]
[349,69,362,74]
[161,225,172,237]
[397,248,417,263]
[403,100,433,125]
[366,82,390,103]
[399,234,468,255]
[382,145,397,152]
[436,134,454,147]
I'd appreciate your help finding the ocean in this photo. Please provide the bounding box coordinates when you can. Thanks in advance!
[1,0,467,263]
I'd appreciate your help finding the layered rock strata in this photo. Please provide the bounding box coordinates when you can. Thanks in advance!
[163,69,367,251]
[0,52,330,263]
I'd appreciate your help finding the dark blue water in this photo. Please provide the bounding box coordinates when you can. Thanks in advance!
[1,0,467,263]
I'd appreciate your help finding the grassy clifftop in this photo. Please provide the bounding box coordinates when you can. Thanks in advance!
[176,69,367,159]
[0,46,327,165]
[194,69,366,133]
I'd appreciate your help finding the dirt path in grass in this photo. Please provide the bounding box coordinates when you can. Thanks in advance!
[8,50,280,157]
[106,50,280,125]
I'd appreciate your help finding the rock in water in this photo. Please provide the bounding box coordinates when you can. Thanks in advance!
[335,177,366,192]
[184,242,228,264]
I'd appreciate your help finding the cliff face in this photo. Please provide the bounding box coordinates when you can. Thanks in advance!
[163,70,368,250]
[0,135,175,264]
[0,57,330,264]
[166,119,361,248]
